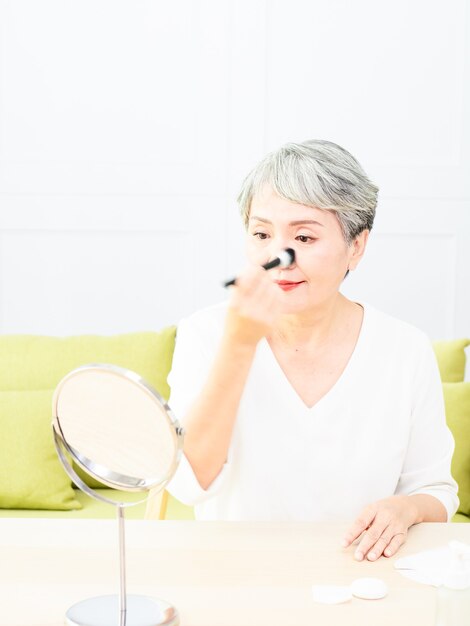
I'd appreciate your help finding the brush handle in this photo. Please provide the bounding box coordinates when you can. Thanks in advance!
[222,249,295,289]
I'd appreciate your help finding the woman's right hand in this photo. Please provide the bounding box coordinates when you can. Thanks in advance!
[225,265,283,346]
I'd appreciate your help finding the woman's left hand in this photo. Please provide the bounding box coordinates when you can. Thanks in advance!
[341,495,419,561]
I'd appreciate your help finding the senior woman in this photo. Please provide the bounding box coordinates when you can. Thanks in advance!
[166,139,458,562]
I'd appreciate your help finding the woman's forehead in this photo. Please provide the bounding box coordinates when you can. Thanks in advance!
[250,192,330,225]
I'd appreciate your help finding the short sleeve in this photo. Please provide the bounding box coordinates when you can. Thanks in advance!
[165,314,231,506]
[167,317,213,424]
[394,335,459,522]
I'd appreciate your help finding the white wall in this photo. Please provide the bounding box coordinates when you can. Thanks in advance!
[0,0,469,341]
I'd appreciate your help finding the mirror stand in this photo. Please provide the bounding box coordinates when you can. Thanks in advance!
[65,508,177,626]
[53,433,179,626]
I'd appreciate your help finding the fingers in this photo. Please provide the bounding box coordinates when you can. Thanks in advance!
[341,506,376,549]
[234,265,273,297]
[347,519,406,561]
[344,518,407,561]
[356,528,407,561]
[352,516,390,561]
[342,496,414,562]
[383,532,406,558]
[224,266,282,345]
[354,524,393,561]
[230,266,281,324]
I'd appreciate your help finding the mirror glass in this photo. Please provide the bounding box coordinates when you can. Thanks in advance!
[52,364,183,494]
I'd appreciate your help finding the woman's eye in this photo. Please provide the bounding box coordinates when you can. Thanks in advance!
[253,232,269,240]
[296,234,315,243]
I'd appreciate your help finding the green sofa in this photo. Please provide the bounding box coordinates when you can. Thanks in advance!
[0,329,192,520]
[0,332,468,523]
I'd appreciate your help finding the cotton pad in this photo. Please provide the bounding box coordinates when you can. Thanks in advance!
[350,577,388,600]
[311,585,352,604]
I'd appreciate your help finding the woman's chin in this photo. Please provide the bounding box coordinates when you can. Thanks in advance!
[277,290,331,316]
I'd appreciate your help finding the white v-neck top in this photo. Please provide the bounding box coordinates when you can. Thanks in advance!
[166,300,459,522]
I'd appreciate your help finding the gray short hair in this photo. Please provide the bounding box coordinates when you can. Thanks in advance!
[237,139,379,244]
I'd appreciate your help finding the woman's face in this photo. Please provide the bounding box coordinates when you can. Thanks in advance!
[246,184,368,314]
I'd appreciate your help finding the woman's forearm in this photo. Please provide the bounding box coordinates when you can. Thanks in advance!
[181,270,281,491]
[182,333,258,490]
[408,494,448,523]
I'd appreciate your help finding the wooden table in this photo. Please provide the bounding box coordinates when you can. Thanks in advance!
[1,519,469,626]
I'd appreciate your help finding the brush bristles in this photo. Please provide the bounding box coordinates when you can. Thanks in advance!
[279,248,295,268]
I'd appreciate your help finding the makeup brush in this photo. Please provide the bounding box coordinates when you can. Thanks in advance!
[223,248,296,288]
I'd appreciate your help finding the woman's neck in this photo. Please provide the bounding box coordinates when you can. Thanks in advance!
[268,294,361,352]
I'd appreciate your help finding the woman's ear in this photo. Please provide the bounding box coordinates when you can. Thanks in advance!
[347,230,369,271]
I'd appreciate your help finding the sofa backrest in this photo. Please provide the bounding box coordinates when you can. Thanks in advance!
[0,328,176,504]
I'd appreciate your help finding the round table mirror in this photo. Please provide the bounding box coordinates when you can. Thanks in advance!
[52,363,184,626]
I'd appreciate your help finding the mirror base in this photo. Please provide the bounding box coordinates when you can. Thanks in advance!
[65,594,179,626]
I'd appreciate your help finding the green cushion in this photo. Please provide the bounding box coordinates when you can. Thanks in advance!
[0,390,81,510]
[0,328,177,507]
[0,329,176,396]
[433,339,470,382]
[0,489,147,518]
[443,382,470,518]
[451,512,470,523]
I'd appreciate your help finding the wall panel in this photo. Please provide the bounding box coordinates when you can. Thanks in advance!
[0,0,468,346]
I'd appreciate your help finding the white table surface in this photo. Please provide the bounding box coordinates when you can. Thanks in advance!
[1,518,469,626]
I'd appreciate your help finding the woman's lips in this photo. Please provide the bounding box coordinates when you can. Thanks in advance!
[274,280,305,292]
